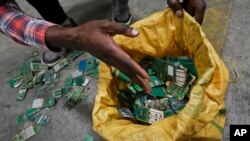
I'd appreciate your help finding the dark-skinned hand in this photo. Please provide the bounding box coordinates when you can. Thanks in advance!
[45,20,151,93]
[167,0,206,24]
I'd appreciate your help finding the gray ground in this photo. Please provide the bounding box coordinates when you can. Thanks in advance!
[222,0,250,140]
[0,0,249,141]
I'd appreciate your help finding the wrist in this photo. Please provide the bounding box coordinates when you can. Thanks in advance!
[45,25,77,50]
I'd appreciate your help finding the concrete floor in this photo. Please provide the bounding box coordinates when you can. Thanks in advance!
[0,0,249,141]
[222,0,250,140]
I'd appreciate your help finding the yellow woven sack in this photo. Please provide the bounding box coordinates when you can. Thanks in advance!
[93,8,229,141]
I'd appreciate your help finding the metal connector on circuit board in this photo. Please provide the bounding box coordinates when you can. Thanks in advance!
[16,84,28,101]
[53,58,69,72]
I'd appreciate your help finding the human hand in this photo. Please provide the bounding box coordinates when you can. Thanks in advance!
[45,20,151,93]
[167,0,206,24]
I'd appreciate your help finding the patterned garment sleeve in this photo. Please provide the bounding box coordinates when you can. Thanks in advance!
[0,1,55,50]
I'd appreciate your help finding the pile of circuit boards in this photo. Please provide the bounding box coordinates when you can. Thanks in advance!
[115,57,197,124]
[8,50,99,141]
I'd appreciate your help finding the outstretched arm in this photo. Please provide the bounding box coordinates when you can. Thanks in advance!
[0,1,151,92]
[45,20,151,93]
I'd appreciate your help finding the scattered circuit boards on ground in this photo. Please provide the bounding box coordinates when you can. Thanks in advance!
[115,56,197,124]
[9,50,98,141]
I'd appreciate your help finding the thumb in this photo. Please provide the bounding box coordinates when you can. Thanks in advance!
[167,0,183,17]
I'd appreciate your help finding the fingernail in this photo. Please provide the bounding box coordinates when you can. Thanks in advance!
[175,10,183,17]
[132,29,139,35]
